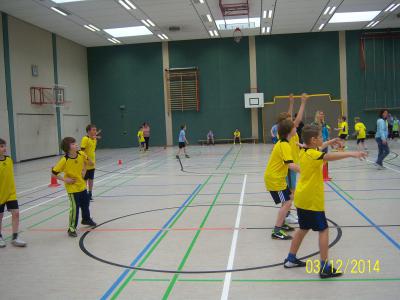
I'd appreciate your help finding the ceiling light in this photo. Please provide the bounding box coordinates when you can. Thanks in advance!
[157,34,164,40]
[124,0,136,9]
[51,0,86,3]
[385,4,395,12]
[84,25,96,32]
[266,26,270,33]
[162,34,168,40]
[112,38,121,44]
[261,26,265,34]
[199,0,205,3]
[366,21,374,27]
[147,19,155,27]
[104,26,153,37]
[88,24,100,31]
[118,0,131,10]
[213,30,218,36]
[268,10,273,18]
[207,14,213,22]
[108,38,117,44]
[323,6,330,15]
[329,11,381,23]
[50,7,69,16]
[141,20,150,27]
[209,30,214,37]
[390,3,400,11]
[263,10,267,18]
[371,20,380,27]
[319,23,325,30]
[329,6,336,15]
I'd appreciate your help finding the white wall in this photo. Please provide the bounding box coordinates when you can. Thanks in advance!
[57,36,90,141]
[4,16,90,161]
[0,14,10,147]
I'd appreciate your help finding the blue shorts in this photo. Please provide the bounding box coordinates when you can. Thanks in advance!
[269,187,291,205]
[297,208,328,231]
[286,169,297,190]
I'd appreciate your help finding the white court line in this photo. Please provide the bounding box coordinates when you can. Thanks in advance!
[4,160,153,220]
[221,174,247,300]
[366,159,400,174]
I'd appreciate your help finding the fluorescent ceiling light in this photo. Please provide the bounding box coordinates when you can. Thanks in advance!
[104,26,152,37]
[216,17,260,29]
[108,38,117,44]
[157,34,164,40]
[329,6,336,15]
[371,20,380,27]
[52,0,86,3]
[124,0,136,9]
[266,26,270,33]
[84,25,95,32]
[209,30,214,37]
[199,0,205,3]
[319,23,325,30]
[385,4,395,12]
[366,21,374,27]
[329,11,381,23]
[268,9,273,18]
[390,3,400,11]
[263,10,267,18]
[207,14,213,22]
[118,0,132,10]
[213,30,218,36]
[261,26,265,34]
[162,34,168,40]
[147,19,155,27]
[141,20,150,27]
[50,7,68,16]
[88,24,100,31]
[323,6,330,15]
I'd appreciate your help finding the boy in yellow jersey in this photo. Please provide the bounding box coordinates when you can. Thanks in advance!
[335,116,348,150]
[233,129,241,144]
[52,137,97,237]
[354,117,367,151]
[137,126,145,151]
[264,119,300,240]
[81,124,101,201]
[0,139,27,248]
[283,125,367,278]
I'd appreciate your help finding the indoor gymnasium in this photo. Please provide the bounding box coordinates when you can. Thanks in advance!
[0,0,399,299]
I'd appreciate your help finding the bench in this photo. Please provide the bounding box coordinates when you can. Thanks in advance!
[198,137,258,145]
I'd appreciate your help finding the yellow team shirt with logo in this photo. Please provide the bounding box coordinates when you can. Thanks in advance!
[339,121,348,135]
[52,151,88,194]
[137,130,145,143]
[81,136,96,170]
[294,148,325,211]
[0,156,17,204]
[264,139,293,191]
[355,122,366,139]
[289,133,300,163]
[234,131,241,138]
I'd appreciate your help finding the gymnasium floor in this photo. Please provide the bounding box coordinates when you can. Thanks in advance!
[1,140,400,300]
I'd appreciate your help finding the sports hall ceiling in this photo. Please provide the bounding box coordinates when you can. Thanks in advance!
[0,0,399,47]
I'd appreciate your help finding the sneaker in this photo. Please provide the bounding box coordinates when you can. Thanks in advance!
[11,237,27,247]
[284,258,306,268]
[271,230,292,240]
[185,154,190,158]
[377,165,385,170]
[176,155,179,159]
[281,223,295,231]
[320,267,343,279]
[81,219,97,227]
[285,213,298,224]
[0,237,6,248]
[68,230,77,237]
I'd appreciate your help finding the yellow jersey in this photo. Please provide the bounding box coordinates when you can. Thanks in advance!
[0,156,17,204]
[52,151,88,194]
[264,139,293,191]
[338,121,348,135]
[234,131,241,138]
[80,136,97,170]
[137,130,145,143]
[354,122,366,139]
[289,133,300,163]
[294,148,325,211]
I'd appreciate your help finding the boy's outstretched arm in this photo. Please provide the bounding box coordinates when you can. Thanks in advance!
[324,151,367,162]
[293,93,308,128]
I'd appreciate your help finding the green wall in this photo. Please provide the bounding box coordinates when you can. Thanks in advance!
[87,43,165,148]
[347,30,400,131]
[256,32,340,100]
[169,38,251,144]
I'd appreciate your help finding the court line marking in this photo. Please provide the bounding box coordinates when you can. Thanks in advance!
[221,174,247,300]
[366,159,400,174]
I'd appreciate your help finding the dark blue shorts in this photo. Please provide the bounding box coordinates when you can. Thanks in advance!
[84,169,95,180]
[270,187,291,205]
[297,208,328,231]
[0,200,19,213]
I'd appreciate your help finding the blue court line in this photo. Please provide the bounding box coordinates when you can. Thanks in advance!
[100,183,202,300]
[327,182,400,251]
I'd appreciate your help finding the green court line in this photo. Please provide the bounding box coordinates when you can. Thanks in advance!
[161,174,230,299]
[110,175,213,299]
[131,277,400,283]
[330,180,354,200]
[229,145,243,169]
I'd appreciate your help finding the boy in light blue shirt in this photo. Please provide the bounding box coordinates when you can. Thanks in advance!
[176,125,190,159]
[375,110,389,169]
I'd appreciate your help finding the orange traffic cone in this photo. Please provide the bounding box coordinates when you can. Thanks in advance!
[49,176,61,187]
[323,162,331,181]
[118,159,122,166]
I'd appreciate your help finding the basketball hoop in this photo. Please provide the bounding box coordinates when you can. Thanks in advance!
[30,84,70,109]
[233,27,243,43]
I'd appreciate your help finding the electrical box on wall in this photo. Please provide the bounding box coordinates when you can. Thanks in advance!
[31,64,39,77]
